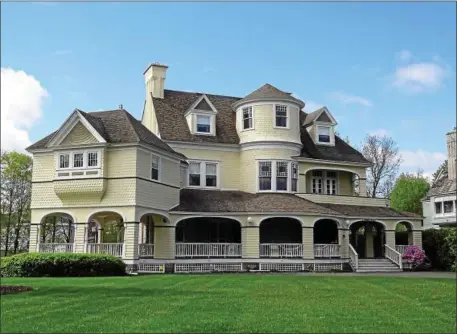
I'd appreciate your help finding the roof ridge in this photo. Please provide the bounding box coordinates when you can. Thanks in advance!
[164,88,241,100]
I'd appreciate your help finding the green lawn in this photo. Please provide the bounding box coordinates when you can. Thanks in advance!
[1,274,455,333]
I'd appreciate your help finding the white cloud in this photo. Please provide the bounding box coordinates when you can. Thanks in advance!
[369,129,391,137]
[330,92,373,107]
[397,49,413,62]
[392,62,447,93]
[400,149,446,176]
[1,68,48,153]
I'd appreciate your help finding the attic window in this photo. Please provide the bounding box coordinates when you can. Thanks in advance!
[318,126,331,143]
[196,115,211,133]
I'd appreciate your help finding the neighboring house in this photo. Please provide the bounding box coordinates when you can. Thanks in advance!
[26,63,422,273]
[422,129,456,229]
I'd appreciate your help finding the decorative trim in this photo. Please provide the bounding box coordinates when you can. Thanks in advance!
[166,140,240,152]
[184,94,218,117]
[240,141,302,152]
[292,156,372,167]
[32,176,180,189]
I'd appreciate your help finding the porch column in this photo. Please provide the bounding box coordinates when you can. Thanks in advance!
[242,226,259,258]
[154,226,175,259]
[74,223,87,253]
[123,222,139,260]
[413,230,422,248]
[339,229,349,258]
[29,224,39,252]
[385,230,395,248]
[302,227,314,259]
[359,178,367,197]
[365,223,374,258]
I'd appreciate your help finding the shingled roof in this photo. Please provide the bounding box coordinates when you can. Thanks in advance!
[27,109,186,159]
[232,83,305,109]
[320,203,422,219]
[425,177,456,199]
[171,189,340,214]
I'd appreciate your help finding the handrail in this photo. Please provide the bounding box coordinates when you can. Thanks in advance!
[385,244,403,270]
[349,244,358,271]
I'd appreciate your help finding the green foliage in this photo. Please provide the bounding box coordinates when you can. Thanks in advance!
[390,173,430,215]
[423,228,456,271]
[1,253,126,277]
[432,159,448,184]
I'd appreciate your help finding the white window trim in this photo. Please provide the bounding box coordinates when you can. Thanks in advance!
[186,160,220,189]
[256,160,298,193]
[151,154,161,182]
[241,106,254,131]
[56,149,101,171]
[194,113,215,136]
[273,104,290,129]
[316,124,335,146]
[434,196,457,217]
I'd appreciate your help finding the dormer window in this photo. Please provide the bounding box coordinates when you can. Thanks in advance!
[318,126,331,143]
[275,105,288,128]
[196,115,211,134]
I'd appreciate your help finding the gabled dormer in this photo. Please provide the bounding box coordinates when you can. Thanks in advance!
[303,107,337,146]
[184,94,218,136]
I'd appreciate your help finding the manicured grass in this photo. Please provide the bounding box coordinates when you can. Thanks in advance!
[1,274,455,333]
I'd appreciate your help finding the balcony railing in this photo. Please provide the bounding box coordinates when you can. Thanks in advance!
[38,243,73,253]
[260,243,303,258]
[86,243,123,257]
[314,244,341,258]
[175,243,241,258]
[139,243,154,257]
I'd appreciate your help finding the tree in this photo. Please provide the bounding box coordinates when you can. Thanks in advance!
[432,160,448,185]
[0,151,32,254]
[361,134,402,198]
[390,172,430,215]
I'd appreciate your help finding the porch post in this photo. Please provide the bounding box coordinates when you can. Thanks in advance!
[123,222,140,260]
[74,223,87,253]
[29,224,39,252]
[302,227,314,259]
[385,230,395,248]
[154,226,175,259]
[412,230,422,248]
[242,226,259,258]
[365,223,374,258]
[339,229,349,258]
[359,178,367,197]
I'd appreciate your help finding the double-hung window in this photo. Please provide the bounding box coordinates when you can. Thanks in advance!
[151,155,159,180]
[435,202,442,214]
[196,115,211,133]
[188,161,218,188]
[318,126,331,143]
[259,161,272,191]
[242,107,253,130]
[73,153,84,168]
[276,162,288,191]
[258,160,298,192]
[275,105,288,128]
[88,152,98,167]
[59,153,70,169]
[291,162,298,192]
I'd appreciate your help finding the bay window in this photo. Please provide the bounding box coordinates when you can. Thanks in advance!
[188,161,219,188]
[434,198,456,216]
[55,150,101,178]
[59,153,70,169]
[443,201,453,213]
[73,153,84,168]
[88,152,98,167]
[258,160,298,192]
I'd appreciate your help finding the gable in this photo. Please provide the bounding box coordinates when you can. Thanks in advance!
[195,99,213,111]
[60,121,99,145]
[316,112,332,123]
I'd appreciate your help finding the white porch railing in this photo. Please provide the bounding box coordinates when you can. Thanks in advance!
[395,245,409,255]
[385,244,403,270]
[349,244,358,271]
[86,243,123,257]
[139,243,154,257]
[314,244,341,258]
[38,243,73,253]
[260,243,303,258]
[175,243,242,258]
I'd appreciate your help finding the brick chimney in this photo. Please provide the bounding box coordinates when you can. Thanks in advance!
[144,63,168,99]
[447,127,456,180]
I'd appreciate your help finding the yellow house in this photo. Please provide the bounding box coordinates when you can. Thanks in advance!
[26,63,422,273]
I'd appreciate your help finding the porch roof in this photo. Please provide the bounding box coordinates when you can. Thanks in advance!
[319,203,422,219]
[171,189,340,214]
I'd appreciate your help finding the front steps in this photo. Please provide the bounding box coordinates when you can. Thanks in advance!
[356,258,402,273]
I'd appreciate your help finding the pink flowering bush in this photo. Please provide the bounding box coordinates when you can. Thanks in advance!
[402,245,425,267]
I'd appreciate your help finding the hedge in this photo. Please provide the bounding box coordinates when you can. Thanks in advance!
[422,228,457,271]
[1,253,126,277]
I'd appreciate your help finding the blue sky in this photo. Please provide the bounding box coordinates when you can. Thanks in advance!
[1,2,456,176]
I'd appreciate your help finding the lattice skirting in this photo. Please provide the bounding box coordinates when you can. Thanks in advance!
[259,263,308,272]
[138,263,165,273]
[175,263,243,273]
[313,263,343,272]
